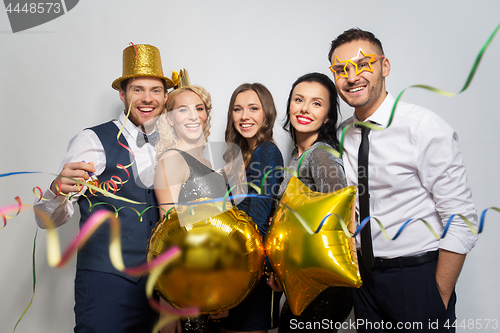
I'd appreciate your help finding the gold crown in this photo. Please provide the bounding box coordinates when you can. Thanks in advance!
[112,44,174,90]
[171,69,191,89]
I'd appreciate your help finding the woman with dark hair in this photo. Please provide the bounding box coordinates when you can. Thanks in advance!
[282,73,340,152]
[219,83,283,333]
[270,72,353,333]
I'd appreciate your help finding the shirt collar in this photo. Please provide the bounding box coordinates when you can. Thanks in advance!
[117,112,141,138]
[117,113,158,138]
[358,92,395,128]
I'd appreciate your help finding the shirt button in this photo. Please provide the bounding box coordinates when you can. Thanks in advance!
[149,221,153,226]
[148,189,151,193]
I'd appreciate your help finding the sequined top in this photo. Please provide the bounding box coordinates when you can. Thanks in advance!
[168,149,228,203]
[277,141,352,333]
[162,149,226,333]
[278,141,347,198]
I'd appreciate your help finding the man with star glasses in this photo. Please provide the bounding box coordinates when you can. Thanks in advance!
[329,28,477,333]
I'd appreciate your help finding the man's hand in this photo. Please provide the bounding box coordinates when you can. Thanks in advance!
[435,249,466,309]
[50,161,96,195]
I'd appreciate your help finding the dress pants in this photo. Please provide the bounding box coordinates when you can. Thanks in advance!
[353,260,456,333]
[74,269,158,333]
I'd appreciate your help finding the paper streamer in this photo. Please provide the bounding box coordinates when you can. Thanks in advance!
[35,209,199,315]
[0,189,198,332]
[13,228,37,332]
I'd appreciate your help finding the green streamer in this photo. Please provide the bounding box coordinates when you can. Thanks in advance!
[14,228,38,332]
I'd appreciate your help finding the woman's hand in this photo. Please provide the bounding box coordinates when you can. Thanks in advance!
[210,309,229,320]
[267,272,283,292]
[160,319,181,333]
[159,298,182,333]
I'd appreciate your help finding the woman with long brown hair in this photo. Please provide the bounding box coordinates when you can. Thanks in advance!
[219,83,283,333]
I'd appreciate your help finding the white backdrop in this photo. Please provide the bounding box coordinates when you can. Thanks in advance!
[1,1,499,332]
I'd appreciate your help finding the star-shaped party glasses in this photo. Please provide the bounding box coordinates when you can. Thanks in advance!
[329,48,385,82]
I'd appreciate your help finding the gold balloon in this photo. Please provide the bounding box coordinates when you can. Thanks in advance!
[147,201,265,314]
[265,176,362,316]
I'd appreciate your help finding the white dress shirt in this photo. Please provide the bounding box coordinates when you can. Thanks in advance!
[34,113,157,228]
[339,92,478,258]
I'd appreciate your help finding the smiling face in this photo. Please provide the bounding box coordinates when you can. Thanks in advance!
[330,39,390,120]
[289,81,330,140]
[119,77,168,128]
[232,90,265,148]
[168,90,208,145]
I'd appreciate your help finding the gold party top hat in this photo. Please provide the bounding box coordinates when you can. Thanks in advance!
[112,43,174,90]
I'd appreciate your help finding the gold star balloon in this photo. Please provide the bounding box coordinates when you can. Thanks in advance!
[265,176,362,316]
[147,201,265,314]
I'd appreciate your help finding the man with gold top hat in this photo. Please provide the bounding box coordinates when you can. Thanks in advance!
[34,44,172,332]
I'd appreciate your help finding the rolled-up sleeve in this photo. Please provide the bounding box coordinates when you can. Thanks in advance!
[416,114,478,254]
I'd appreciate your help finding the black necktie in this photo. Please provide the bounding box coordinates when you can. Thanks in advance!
[358,126,374,272]
[136,131,160,148]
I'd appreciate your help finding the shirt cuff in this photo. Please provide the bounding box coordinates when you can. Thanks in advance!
[33,187,70,228]
[438,224,479,254]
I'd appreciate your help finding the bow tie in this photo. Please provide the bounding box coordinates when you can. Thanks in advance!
[136,131,160,148]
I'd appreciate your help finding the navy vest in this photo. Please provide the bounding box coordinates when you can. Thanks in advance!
[77,121,159,282]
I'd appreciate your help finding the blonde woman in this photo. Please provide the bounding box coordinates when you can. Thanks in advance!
[154,85,225,333]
